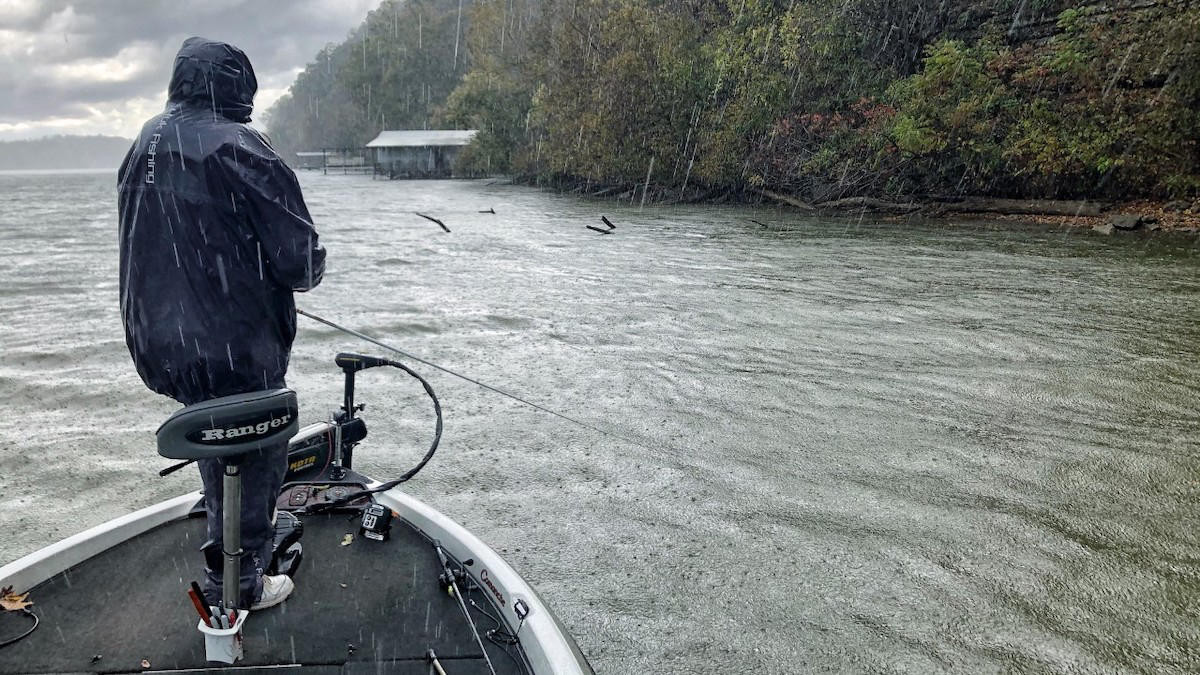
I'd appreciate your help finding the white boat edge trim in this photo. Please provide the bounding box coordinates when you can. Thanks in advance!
[0,492,201,594]
[375,487,593,675]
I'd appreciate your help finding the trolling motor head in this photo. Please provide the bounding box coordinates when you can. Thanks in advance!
[335,352,394,423]
[335,353,394,372]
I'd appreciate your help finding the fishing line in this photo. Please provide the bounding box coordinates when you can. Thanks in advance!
[298,308,655,451]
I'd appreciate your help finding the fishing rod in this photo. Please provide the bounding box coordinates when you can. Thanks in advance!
[297,308,647,448]
[435,542,497,675]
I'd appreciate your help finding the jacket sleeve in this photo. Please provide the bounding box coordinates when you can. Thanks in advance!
[218,129,326,291]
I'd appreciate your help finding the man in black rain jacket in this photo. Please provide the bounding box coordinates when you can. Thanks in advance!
[117,37,325,610]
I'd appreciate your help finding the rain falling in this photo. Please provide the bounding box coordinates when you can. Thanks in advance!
[0,1,1198,674]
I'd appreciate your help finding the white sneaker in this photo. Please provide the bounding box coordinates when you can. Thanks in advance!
[250,574,295,610]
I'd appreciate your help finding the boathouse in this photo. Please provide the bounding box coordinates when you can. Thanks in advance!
[365,129,478,178]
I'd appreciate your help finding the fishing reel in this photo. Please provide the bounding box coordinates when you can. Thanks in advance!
[438,561,472,592]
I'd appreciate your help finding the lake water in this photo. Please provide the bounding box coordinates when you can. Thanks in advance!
[1,170,1197,673]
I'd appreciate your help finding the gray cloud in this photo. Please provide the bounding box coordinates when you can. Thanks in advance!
[0,0,381,138]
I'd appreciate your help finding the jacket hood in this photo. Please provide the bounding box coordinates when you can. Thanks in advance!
[167,37,257,123]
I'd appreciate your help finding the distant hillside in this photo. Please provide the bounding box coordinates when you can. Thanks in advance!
[0,135,131,170]
[264,0,472,161]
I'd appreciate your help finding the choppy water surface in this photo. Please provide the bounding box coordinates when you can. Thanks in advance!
[1,170,1197,673]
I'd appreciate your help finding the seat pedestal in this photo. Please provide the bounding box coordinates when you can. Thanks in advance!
[222,459,244,610]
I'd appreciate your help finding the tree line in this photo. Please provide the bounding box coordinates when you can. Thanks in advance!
[268,0,1200,202]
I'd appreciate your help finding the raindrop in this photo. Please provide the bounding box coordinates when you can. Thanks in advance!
[216,254,229,294]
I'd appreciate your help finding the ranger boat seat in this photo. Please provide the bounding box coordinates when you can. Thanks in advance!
[156,389,299,461]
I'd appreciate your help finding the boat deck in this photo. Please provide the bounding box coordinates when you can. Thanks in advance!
[0,508,527,674]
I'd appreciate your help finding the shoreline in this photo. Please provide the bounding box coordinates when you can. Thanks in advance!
[520,176,1200,234]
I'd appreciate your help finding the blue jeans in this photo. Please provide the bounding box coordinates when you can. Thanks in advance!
[198,442,288,607]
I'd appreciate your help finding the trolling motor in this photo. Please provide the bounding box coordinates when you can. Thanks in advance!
[277,352,443,514]
[275,353,396,493]
[329,353,392,479]
[156,354,383,482]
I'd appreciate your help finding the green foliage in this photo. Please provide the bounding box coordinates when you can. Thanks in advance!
[1046,7,1094,76]
[879,40,1017,194]
[516,0,717,184]
[998,5,1200,198]
[439,0,539,173]
[272,0,1200,200]
[891,113,941,156]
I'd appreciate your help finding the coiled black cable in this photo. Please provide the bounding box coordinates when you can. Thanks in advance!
[0,608,38,648]
[305,358,442,513]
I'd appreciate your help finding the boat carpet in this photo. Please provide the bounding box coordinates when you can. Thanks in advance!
[0,510,527,674]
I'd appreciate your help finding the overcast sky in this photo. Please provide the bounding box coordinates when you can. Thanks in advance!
[0,0,383,141]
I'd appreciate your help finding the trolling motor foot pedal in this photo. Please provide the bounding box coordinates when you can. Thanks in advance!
[272,543,303,578]
[269,511,304,577]
[280,482,372,510]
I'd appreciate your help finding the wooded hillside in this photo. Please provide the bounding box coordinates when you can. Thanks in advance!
[269,0,1200,203]
[264,0,472,159]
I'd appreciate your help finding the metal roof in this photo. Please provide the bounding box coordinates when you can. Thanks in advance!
[366,130,478,148]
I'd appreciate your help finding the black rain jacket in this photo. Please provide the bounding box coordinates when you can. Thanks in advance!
[118,37,325,405]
